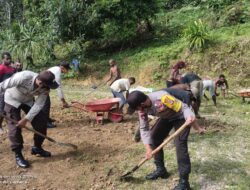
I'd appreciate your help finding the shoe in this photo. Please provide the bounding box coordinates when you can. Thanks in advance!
[48,118,56,123]
[15,152,30,168]
[47,122,56,128]
[31,146,51,157]
[133,129,141,142]
[173,177,191,190]
[146,167,169,180]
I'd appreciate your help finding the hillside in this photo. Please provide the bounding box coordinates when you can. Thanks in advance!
[78,2,250,89]
[0,1,250,190]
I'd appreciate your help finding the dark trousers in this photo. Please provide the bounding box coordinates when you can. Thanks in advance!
[0,92,5,127]
[42,96,51,120]
[150,118,191,177]
[4,103,48,152]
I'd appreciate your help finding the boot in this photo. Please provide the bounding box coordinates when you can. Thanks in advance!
[15,151,30,168]
[31,146,51,157]
[47,122,56,128]
[48,118,56,123]
[146,161,169,180]
[173,176,191,190]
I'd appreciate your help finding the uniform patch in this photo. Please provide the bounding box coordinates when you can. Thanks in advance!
[161,94,182,112]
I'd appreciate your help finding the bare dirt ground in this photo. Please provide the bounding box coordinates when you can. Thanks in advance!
[0,82,249,190]
[0,99,140,190]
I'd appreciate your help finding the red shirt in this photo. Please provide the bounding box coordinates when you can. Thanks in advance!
[0,64,15,82]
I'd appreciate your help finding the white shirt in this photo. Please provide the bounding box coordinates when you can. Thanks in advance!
[202,80,215,96]
[110,78,130,92]
[0,71,48,121]
[48,66,64,99]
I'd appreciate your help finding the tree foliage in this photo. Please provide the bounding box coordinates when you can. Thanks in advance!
[0,0,160,66]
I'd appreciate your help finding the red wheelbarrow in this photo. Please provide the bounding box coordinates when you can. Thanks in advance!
[71,98,123,124]
[238,89,250,102]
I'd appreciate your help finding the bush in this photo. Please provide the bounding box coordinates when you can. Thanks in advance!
[54,40,83,60]
[165,0,202,9]
[206,0,239,11]
[184,19,210,51]
[220,4,249,26]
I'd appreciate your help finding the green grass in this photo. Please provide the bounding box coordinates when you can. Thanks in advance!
[49,2,250,189]
[48,79,250,190]
[77,2,250,89]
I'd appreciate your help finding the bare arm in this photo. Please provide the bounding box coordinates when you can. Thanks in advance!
[106,69,113,83]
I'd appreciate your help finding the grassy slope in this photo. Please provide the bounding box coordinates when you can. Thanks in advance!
[52,84,250,190]
[81,3,250,89]
[57,2,250,189]
[116,97,250,190]
[69,3,250,189]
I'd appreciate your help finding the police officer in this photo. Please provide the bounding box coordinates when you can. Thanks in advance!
[127,90,196,190]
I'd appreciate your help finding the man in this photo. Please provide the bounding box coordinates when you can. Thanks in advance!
[13,58,23,72]
[127,90,196,190]
[44,61,71,128]
[215,74,229,98]
[0,52,15,134]
[72,58,80,72]
[133,87,205,142]
[110,77,135,111]
[180,73,203,118]
[0,70,59,168]
[106,59,121,86]
[166,61,186,87]
[202,79,217,106]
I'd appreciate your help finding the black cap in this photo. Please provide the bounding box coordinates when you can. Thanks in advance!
[127,91,147,110]
[60,61,71,70]
[37,71,59,89]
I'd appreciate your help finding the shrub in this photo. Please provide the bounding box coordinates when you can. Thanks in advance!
[165,0,202,9]
[220,4,249,26]
[184,19,210,50]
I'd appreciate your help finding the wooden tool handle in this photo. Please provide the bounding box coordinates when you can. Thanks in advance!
[138,120,191,168]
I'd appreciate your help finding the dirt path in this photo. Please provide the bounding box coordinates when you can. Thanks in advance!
[0,99,140,190]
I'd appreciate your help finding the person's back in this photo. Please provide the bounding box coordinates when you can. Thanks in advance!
[110,65,120,78]
[110,78,130,92]
[167,61,186,87]
[181,73,201,84]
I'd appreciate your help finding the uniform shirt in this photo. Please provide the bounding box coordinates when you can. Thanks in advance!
[202,80,215,96]
[181,73,201,84]
[138,90,195,145]
[48,66,64,99]
[110,78,130,93]
[164,88,191,106]
[0,64,15,82]
[0,71,48,121]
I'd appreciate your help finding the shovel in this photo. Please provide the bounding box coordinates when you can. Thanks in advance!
[120,120,191,179]
[1,114,77,150]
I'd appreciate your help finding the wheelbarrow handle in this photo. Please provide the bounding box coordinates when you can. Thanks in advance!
[70,101,89,112]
